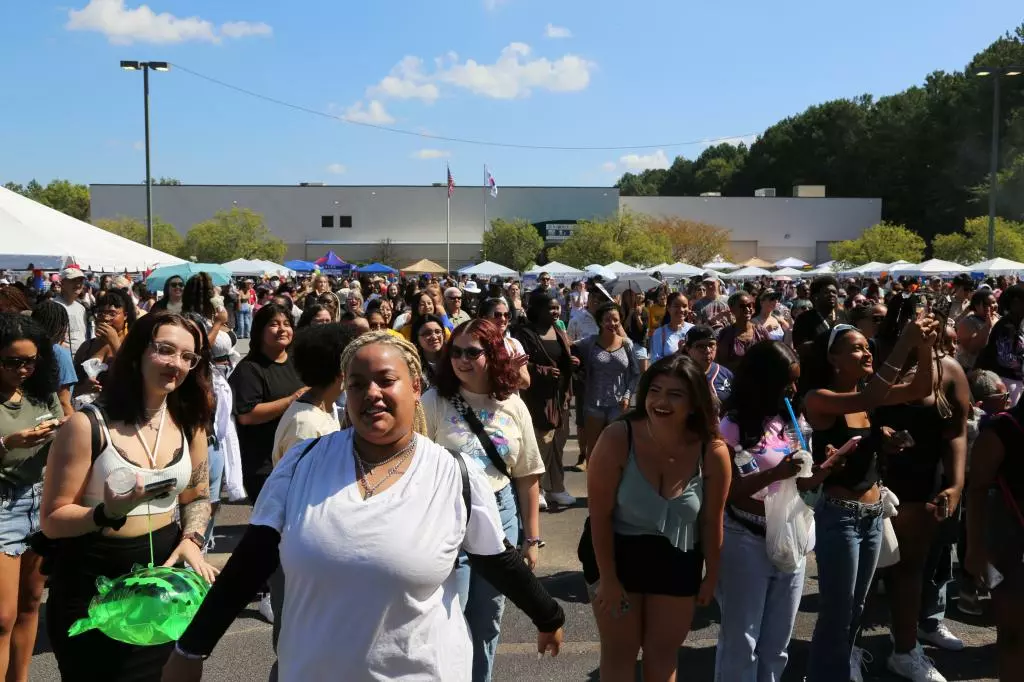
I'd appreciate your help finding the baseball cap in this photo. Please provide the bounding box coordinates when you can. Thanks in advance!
[685,325,716,346]
[61,267,85,280]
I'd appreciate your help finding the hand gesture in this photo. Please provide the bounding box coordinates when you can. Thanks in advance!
[512,353,529,370]
[96,322,120,349]
[771,456,802,481]
[214,307,229,325]
[592,578,629,618]
[103,473,176,518]
[926,486,961,522]
[537,628,563,657]
[3,421,64,450]
[162,539,220,584]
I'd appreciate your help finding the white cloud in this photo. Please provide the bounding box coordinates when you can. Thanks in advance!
[325,163,347,174]
[606,150,670,172]
[368,56,439,103]
[544,23,572,39]
[411,149,450,160]
[342,100,394,125]
[220,21,273,39]
[439,42,594,99]
[66,0,271,45]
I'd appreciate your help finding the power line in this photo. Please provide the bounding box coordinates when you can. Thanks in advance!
[169,62,757,152]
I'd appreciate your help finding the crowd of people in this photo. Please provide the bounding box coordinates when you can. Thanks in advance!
[0,263,1020,682]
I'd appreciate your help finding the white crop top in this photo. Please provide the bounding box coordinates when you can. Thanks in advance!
[80,405,193,516]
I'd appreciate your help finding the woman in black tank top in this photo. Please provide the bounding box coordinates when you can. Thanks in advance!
[798,315,938,682]
[872,297,971,676]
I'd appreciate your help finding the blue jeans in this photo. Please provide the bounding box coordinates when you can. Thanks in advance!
[715,516,806,682]
[453,483,519,682]
[0,481,43,557]
[204,440,225,549]
[806,498,883,681]
[236,307,253,338]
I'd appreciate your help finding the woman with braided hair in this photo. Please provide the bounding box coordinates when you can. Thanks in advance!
[163,332,565,682]
[31,300,77,416]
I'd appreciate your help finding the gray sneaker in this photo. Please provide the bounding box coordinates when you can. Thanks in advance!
[887,645,946,682]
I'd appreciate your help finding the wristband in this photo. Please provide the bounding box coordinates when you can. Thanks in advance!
[174,642,209,661]
[524,537,544,548]
[93,503,128,531]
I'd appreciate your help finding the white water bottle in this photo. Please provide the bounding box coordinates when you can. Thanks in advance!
[734,449,759,477]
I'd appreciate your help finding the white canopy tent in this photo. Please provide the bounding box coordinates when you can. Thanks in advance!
[644,262,671,274]
[774,257,810,268]
[890,259,967,277]
[703,260,739,270]
[604,260,643,275]
[660,262,705,278]
[524,261,584,276]
[222,258,296,277]
[0,186,184,272]
[967,257,1024,276]
[841,261,889,276]
[772,267,805,277]
[458,260,519,277]
[728,266,773,279]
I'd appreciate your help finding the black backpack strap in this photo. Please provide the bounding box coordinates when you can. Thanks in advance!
[450,448,472,527]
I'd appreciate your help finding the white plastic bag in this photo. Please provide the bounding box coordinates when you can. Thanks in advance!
[876,487,901,568]
[764,477,816,572]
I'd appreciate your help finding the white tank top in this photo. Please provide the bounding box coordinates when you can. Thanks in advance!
[80,405,193,516]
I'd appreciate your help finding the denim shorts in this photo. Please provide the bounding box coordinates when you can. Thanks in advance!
[0,481,44,557]
[584,404,623,421]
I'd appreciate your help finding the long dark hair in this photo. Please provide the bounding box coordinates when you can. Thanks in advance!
[99,312,213,439]
[182,273,216,319]
[31,300,70,345]
[434,319,518,400]
[151,275,184,311]
[297,304,330,329]
[797,326,860,399]
[410,313,446,380]
[724,341,799,450]
[0,313,58,403]
[622,354,719,443]
[248,303,292,359]
[661,292,685,327]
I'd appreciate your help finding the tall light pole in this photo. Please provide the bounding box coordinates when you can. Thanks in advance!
[974,66,1022,259]
[120,60,169,248]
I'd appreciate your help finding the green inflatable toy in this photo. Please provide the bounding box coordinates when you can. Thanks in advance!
[68,564,210,646]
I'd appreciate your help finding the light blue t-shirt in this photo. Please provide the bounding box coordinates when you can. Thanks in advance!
[53,344,77,389]
[649,323,693,363]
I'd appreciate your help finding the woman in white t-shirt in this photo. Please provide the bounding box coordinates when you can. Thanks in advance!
[421,318,544,682]
[163,332,564,682]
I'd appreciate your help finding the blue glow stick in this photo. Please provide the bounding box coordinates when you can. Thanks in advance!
[783,397,807,451]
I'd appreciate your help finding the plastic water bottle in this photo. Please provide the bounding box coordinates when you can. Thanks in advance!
[734,449,759,477]
[106,468,137,496]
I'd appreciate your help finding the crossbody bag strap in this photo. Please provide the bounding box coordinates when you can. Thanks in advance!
[448,395,512,480]
[450,448,472,527]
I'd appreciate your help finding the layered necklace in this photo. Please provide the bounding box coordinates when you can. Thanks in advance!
[353,434,417,499]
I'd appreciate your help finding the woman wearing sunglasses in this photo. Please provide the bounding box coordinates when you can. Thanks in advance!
[41,312,219,681]
[0,314,62,682]
[421,319,544,682]
[151,276,186,315]
[479,297,530,390]
[798,315,937,681]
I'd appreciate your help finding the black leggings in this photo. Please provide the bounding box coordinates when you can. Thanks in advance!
[46,524,181,682]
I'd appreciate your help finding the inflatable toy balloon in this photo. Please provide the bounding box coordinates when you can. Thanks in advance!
[68,564,210,646]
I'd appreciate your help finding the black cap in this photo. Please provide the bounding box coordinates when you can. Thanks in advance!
[685,325,716,346]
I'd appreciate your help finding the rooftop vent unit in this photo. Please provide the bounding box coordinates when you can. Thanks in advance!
[754,187,777,197]
[299,182,326,187]
[699,192,722,197]
[793,185,826,197]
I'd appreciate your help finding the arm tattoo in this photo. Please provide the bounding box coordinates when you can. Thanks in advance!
[180,458,212,537]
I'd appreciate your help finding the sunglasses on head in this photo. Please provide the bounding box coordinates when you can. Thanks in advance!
[0,356,37,371]
[450,346,485,360]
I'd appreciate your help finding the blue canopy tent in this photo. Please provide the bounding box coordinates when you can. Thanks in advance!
[315,250,352,274]
[356,262,398,274]
[283,259,317,272]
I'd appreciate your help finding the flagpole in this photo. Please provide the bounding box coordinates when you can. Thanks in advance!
[483,164,489,234]
[446,166,451,273]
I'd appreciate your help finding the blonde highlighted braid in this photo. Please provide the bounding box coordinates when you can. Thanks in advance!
[338,331,428,435]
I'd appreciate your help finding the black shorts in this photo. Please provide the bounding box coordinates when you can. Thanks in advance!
[579,519,703,597]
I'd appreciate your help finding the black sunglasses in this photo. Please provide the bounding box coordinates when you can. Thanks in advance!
[0,356,37,371]
[450,346,486,360]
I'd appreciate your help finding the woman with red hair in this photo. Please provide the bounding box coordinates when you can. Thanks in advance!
[421,319,545,682]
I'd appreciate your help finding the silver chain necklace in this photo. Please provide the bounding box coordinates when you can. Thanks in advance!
[354,435,417,499]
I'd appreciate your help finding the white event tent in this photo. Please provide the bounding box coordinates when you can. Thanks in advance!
[524,261,584,276]
[729,266,773,279]
[458,260,519,277]
[774,257,810,268]
[890,259,967,277]
[772,267,805,277]
[604,260,643,275]
[0,187,184,272]
[659,262,705,278]
[222,258,296,277]
[968,257,1024,276]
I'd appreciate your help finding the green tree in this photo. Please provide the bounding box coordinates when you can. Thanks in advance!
[183,208,286,263]
[648,217,732,265]
[94,216,185,256]
[615,169,666,196]
[549,210,671,268]
[481,218,545,271]
[931,216,1024,264]
[829,222,926,265]
[548,220,620,267]
[4,179,90,221]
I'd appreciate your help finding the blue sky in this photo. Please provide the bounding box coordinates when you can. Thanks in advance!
[1,0,1021,189]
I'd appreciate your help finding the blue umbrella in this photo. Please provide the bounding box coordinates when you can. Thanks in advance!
[283,259,317,272]
[357,262,398,274]
[146,263,232,292]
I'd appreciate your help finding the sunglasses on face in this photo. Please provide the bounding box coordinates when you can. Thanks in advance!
[150,341,201,370]
[447,296,462,301]
[450,346,486,360]
[490,312,510,319]
[0,356,37,371]
[419,328,444,338]
[169,281,184,289]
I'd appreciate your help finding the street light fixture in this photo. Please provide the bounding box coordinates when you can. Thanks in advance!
[119,60,170,247]
[974,66,1023,259]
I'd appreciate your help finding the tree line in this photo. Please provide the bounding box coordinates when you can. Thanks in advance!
[3,178,286,264]
[616,25,1024,249]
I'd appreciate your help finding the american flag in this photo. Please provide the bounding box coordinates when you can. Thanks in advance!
[447,166,455,198]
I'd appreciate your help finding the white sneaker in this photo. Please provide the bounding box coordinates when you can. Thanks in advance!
[538,492,548,511]
[917,623,965,651]
[258,593,274,624]
[850,645,872,682]
[547,491,576,507]
[887,645,946,682]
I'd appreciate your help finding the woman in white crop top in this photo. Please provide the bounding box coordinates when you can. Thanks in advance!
[40,312,220,682]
